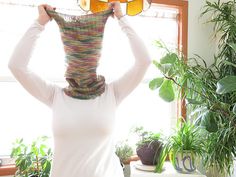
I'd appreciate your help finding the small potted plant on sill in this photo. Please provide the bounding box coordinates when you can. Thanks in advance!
[133,126,163,166]
[115,139,133,177]
[155,119,204,174]
[115,140,134,168]
[11,136,52,177]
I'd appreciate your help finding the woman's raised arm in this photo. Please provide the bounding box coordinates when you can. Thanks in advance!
[8,5,56,107]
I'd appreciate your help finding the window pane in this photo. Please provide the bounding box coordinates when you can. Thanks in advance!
[100,4,178,81]
[100,4,178,141]
[0,2,67,79]
[0,3,178,155]
[0,82,53,155]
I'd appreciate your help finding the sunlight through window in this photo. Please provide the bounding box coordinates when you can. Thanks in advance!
[0,1,178,155]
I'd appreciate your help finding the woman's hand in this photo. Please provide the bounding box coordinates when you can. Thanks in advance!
[37,4,55,26]
[109,1,125,19]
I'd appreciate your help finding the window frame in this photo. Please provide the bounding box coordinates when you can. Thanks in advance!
[0,0,188,175]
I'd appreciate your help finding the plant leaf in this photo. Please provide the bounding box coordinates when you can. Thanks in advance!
[186,98,202,105]
[200,111,218,132]
[153,60,162,69]
[228,42,236,52]
[149,78,164,90]
[160,53,178,64]
[153,60,172,75]
[221,60,236,68]
[216,76,236,94]
[233,104,236,115]
[159,80,175,102]
[154,40,165,48]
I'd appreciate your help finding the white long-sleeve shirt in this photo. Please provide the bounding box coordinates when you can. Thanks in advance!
[8,16,151,177]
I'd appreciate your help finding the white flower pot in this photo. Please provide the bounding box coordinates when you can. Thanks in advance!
[171,151,196,173]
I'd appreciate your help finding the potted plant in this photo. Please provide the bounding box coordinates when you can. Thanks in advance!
[155,119,204,174]
[132,126,163,166]
[199,1,236,176]
[149,31,236,176]
[115,140,133,177]
[11,136,52,177]
[115,140,134,169]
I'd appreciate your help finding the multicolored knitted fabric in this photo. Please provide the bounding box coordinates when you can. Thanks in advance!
[46,9,113,99]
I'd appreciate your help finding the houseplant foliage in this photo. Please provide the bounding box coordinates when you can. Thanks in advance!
[155,119,204,173]
[149,0,236,175]
[201,0,236,175]
[115,140,133,164]
[132,126,163,166]
[11,136,52,177]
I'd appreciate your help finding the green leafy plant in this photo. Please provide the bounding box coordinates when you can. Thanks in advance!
[132,126,162,149]
[132,126,163,165]
[155,119,205,173]
[149,41,180,102]
[115,140,133,164]
[150,39,236,175]
[11,136,52,177]
[149,1,236,174]
[200,0,236,175]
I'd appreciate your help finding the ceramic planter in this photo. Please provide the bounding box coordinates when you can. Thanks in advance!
[136,140,162,165]
[171,151,196,173]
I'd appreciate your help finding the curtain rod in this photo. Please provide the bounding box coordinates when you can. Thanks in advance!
[0,1,177,19]
[0,1,86,12]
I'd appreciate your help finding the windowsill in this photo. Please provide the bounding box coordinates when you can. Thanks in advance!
[130,161,207,177]
[0,165,17,176]
[123,155,140,165]
[0,156,139,176]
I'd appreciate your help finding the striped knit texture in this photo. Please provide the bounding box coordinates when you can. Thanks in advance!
[46,9,113,99]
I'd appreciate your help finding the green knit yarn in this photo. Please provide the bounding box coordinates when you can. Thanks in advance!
[46,9,113,99]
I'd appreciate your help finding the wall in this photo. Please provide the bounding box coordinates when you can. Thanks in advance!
[188,0,217,65]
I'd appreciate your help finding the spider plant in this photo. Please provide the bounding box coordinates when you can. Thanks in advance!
[155,119,204,173]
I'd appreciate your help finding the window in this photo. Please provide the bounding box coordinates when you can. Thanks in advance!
[0,0,180,156]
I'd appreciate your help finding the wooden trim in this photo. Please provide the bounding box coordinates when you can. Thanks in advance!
[180,1,188,119]
[152,0,188,7]
[123,155,140,165]
[0,165,16,176]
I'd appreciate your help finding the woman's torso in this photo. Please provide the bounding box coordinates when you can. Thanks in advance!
[50,84,124,177]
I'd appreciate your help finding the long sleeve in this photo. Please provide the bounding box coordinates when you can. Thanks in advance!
[8,20,55,107]
[111,17,151,105]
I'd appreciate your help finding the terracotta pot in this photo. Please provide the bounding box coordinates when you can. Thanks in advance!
[136,140,162,165]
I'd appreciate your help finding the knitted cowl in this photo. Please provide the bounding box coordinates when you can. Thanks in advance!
[46,9,113,99]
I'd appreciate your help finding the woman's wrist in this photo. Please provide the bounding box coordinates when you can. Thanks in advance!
[37,17,46,26]
[115,11,125,19]
[35,19,45,30]
[117,14,126,20]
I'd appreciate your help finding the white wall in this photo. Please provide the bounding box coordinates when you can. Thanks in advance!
[188,0,216,65]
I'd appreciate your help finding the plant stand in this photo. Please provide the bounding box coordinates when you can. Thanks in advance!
[130,161,206,177]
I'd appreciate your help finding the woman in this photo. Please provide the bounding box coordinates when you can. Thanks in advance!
[8,2,151,177]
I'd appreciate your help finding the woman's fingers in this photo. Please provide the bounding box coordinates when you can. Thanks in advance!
[108,1,124,19]
[37,4,55,25]
[38,4,55,14]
